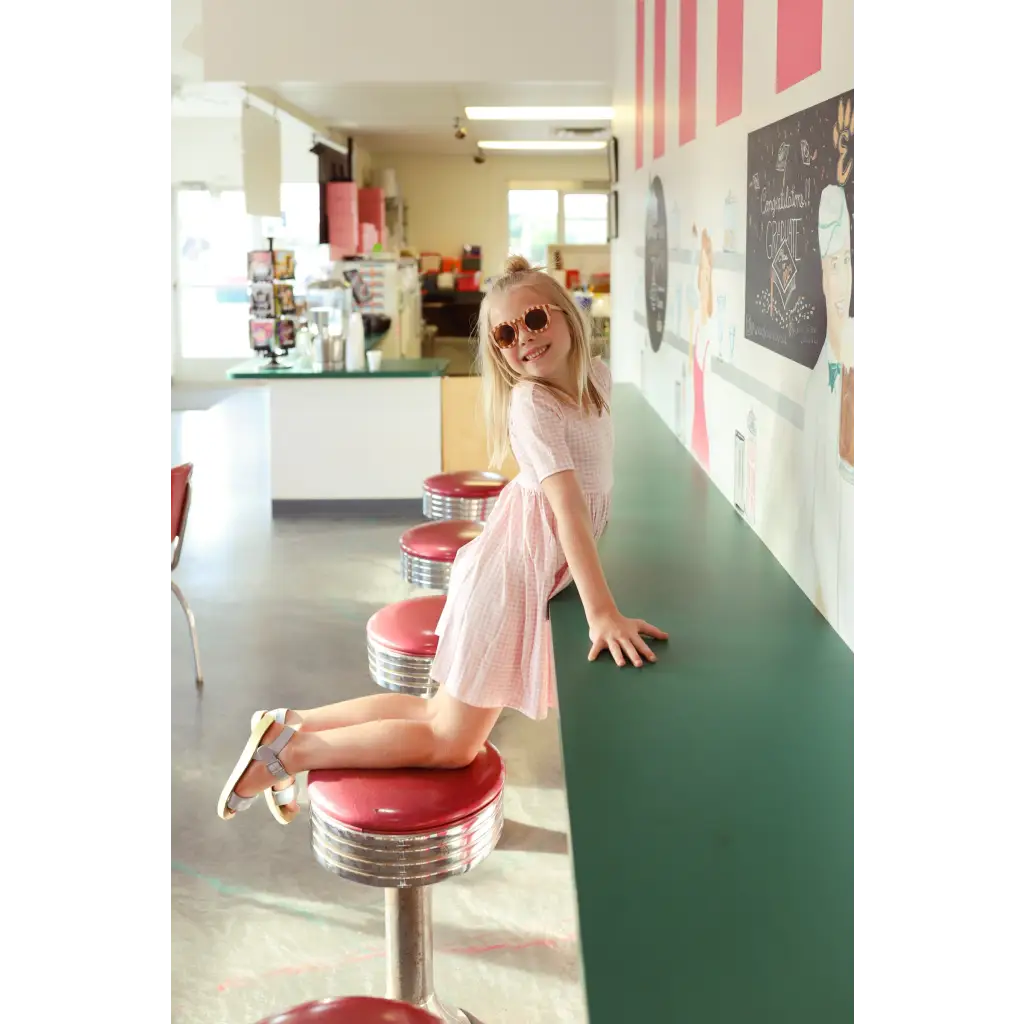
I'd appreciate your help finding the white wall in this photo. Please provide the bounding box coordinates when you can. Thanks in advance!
[202,0,614,84]
[611,0,854,647]
[381,153,608,279]
[171,115,319,187]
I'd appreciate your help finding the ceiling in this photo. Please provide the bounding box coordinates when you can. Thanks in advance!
[170,2,612,155]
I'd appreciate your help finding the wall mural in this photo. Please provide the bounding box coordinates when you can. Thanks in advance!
[625,0,852,648]
[644,176,669,353]
[744,89,854,370]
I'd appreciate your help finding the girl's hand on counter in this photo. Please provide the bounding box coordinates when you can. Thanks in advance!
[587,611,669,668]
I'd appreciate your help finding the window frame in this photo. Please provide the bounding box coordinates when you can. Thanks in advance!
[507,182,611,259]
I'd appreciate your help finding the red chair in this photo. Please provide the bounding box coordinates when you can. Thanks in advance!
[255,996,441,1023]
[308,745,505,1021]
[171,463,203,686]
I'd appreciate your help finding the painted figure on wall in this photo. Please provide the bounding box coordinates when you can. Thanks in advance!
[800,184,854,645]
[688,228,714,469]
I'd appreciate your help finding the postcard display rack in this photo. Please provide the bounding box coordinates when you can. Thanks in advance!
[248,243,299,366]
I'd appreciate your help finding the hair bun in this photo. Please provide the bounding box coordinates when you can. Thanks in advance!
[503,254,533,275]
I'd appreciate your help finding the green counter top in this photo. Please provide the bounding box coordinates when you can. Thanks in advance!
[550,385,853,1023]
[227,357,450,380]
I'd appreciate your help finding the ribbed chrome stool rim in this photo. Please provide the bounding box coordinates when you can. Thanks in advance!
[399,550,452,591]
[310,791,504,888]
[421,491,500,522]
[368,638,437,697]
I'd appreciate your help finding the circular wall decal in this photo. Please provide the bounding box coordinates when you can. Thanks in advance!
[644,176,669,353]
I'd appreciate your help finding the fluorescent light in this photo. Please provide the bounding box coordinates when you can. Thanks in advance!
[465,106,613,121]
[477,140,608,152]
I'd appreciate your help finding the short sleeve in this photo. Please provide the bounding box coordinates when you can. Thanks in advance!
[511,384,575,482]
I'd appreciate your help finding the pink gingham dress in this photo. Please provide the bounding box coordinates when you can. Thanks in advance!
[432,359,614,719]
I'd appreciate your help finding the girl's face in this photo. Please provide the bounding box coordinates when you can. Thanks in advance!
[489,286,574,382]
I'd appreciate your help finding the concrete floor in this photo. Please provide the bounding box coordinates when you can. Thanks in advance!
[171,388,587,1023]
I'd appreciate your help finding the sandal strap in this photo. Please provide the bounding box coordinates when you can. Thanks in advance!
[226,792,256,812]
[272,784,296,806]
[254,725,295,781]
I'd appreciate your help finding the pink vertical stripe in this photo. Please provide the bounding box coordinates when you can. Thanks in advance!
[635,0,645,169]
[716,0,744,125]
[678,0,697,145]
[653,0,666,159]
[776,0,823,92]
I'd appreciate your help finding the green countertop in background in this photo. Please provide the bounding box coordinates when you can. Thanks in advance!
[550,384,853,1023]
[226,357,450,380]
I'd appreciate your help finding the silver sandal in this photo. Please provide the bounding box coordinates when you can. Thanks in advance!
[251,709,299,825]
[217,710,297,821]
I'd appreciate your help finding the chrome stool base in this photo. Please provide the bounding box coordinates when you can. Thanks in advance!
[367,642,437,698]
[386,888,471,1023]
[400,550,452,592]
[422,492,500,523]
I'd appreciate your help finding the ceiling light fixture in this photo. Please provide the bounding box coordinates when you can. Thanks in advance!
[465,106,613,121]
[477,140,608,152]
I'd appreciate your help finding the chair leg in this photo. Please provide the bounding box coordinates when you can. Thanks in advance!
[171,579,204,686]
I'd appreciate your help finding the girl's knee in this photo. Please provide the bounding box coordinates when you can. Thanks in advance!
[425,693,500,769]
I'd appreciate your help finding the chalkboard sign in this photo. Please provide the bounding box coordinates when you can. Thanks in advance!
[644,176,669,353]
[744,90,854,368]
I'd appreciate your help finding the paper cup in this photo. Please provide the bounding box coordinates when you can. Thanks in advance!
[367,350,383,372]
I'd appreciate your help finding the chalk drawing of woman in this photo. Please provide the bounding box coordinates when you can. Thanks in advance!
[687,229,714,470]
[800,184,854,647]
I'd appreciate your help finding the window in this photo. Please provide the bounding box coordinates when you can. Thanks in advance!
[174,184,328,361]
[564,192,609,245]
[176,189,251,359]
[507,188,609,264]
[508,189,559,267]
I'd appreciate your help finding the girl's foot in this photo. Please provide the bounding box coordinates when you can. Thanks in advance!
[250,709,301,824]
[217,711,302,821]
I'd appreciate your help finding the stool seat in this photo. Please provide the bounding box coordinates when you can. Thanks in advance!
[399,521,482,591]
[367,595,446,658]
[422,471,507,522]
[256,996,440,1023]
[309,742,504,834]
[400,520,482,561]
[422,471,507,499]
[308,742,505,888]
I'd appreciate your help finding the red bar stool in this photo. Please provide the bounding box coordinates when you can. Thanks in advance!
[367,596,445,698]
[256,995,441,1023]
[308,745,505,1023]
[171,463,203,686]
[399,520,482,592]
[421,471,507,522]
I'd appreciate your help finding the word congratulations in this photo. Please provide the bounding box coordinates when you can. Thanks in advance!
[760,184,807,217]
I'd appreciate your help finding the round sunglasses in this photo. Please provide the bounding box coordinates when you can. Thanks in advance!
[490,304,557,349]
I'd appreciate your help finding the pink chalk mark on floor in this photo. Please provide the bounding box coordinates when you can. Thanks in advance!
[216,935,577,993]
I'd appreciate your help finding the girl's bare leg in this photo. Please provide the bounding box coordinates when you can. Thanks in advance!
[228,688,500,812]
[284,690,437,732]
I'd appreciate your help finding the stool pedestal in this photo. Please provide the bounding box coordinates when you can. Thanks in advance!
[385,888,462,1022]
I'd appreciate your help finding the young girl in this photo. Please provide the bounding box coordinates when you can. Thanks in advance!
[218,254,668,824]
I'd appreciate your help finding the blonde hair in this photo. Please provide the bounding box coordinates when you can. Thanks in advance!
[476,254,609,469]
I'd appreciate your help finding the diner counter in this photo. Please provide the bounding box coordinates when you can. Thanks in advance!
[550,384,854,1022]
[226,357,450,514]
[227,357,449,380]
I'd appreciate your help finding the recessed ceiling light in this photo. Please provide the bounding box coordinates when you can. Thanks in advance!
[465,106,613,121]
